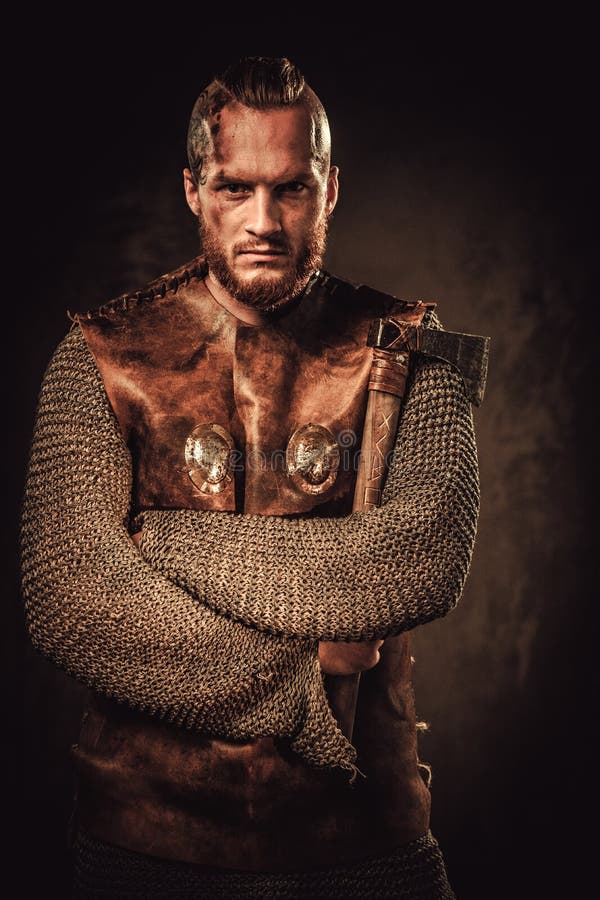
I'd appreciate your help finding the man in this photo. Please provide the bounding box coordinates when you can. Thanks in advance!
[20,57,485,898]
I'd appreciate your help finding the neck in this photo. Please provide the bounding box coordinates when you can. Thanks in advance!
[204,272,269,327]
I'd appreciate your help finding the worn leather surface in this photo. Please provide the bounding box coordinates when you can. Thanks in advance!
[71,257,431,871]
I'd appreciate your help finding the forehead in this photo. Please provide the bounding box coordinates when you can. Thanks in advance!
[205,102,319,179]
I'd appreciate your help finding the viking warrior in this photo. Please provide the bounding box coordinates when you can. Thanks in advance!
[20,57,488,898]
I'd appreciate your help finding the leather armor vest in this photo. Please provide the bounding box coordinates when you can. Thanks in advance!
[70,257,432,871]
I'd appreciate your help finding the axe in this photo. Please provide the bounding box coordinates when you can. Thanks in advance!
[324,297,490,742]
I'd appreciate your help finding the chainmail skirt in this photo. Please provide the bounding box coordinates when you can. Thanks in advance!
[72,827,456,899]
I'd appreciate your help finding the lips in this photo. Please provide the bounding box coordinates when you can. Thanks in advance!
[238,249,287,256]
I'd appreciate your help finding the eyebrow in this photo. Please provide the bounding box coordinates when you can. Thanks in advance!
[210,170,316,186]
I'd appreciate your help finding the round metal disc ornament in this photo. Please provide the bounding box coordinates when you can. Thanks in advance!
[185,423,235,494]
[285,423,340,495]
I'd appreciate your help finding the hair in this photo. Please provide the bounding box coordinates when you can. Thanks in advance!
[187,57,331,186]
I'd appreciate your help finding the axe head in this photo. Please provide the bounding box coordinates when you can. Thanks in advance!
[421,328,490,406]
[367,318,490,406]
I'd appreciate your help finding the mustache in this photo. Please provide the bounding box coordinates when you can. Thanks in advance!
[233,238,290,255]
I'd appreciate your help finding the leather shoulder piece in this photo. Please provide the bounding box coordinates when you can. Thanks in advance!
[313,270,437,321]
[68,256,208,323]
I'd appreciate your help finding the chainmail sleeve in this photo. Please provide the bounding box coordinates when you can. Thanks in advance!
[136,323,480,642]
[19,323,361,774]
[20,313,480,775]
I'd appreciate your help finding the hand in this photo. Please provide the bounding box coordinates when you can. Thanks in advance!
[318,639,385,675]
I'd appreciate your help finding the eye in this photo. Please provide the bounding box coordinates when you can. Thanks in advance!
[278,181,306,194]
[219,183,251,196]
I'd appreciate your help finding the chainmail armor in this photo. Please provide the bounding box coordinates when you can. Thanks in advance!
[72,827,456,899]
[20,315,479,776]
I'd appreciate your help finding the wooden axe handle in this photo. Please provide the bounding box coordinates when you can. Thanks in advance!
[324,346,410,741]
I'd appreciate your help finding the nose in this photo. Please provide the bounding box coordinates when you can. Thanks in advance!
[245,187,282,239]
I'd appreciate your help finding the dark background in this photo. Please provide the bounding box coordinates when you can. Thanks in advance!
[8,17,597,899]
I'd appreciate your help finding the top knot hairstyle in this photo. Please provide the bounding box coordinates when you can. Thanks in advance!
[219,56,306,106]
[187,56,331,186]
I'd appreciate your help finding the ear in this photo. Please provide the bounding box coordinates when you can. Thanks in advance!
[183,168,201,216]
[326,165,339,217]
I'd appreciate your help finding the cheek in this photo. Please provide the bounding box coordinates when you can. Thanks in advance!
[200,192,238,226]
[285,197,325,234]
[203,199,226,228]
[203,200,242,243]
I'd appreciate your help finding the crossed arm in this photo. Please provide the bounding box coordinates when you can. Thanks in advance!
[130,528,383,676]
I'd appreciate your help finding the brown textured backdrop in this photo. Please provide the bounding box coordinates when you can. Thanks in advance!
[8,21,597,899]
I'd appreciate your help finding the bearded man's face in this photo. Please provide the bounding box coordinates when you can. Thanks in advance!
[183,102,338,313]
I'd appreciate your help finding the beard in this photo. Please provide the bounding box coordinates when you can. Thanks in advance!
[198,213,329,313]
